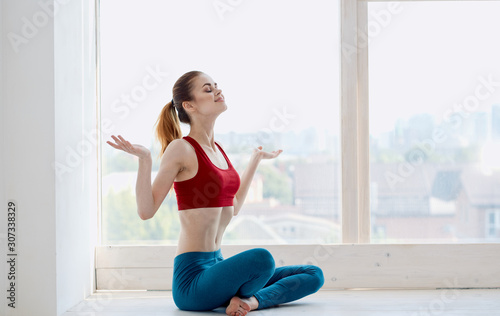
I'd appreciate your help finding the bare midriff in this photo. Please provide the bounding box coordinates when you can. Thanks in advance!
[175,206,234,256]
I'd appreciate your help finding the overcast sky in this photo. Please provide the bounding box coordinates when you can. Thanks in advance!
[100,0,500,146]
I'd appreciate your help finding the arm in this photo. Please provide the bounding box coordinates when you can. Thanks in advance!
[233,152,262,216]
[107,135,184,220]
[136,154,154,220]
[233,145,283,216]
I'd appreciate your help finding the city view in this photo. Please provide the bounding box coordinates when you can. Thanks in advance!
[101,105,500,244]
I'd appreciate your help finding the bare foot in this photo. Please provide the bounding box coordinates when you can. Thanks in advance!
[225,296,257,316]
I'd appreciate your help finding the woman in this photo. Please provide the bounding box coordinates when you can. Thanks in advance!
[107,71,324,316]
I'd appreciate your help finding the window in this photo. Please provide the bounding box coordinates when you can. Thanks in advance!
[99,0,341,245]
[98,0,500,246]
[95,0,500,291]
[486,210,500,238]
[368,1,500,243]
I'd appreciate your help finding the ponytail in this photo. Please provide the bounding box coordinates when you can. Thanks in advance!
[154,70,203,157]
[155,100,182,157]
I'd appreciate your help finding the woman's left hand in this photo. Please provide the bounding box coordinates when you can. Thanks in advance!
[253,146,283,160]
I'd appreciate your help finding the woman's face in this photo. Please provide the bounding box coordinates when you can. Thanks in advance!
[186,74,226,116]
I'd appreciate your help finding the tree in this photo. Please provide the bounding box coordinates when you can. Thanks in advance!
[258,164,293,205]
[102,187,180,244]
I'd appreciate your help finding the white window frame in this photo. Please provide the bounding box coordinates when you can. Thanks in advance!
[95,0,500,291]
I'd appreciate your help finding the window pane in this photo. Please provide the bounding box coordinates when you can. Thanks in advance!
[368,1,500,243]
[100,0,341,245]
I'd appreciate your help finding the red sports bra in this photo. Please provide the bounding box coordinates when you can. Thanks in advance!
[173,136,241,210]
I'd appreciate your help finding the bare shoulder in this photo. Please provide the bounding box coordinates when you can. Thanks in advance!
[159,138,193,166]
[165,138,191,154]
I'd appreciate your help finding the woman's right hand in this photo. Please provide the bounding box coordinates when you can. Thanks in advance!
[107,135,151,159]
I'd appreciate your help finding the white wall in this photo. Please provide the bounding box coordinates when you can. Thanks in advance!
[0,1,98,315]
[1,0,57,314]
[54,0,98,314]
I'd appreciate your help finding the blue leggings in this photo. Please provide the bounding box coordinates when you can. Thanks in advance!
[172,248,324,311]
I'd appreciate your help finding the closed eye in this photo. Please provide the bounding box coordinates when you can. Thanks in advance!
[202,82,217,92]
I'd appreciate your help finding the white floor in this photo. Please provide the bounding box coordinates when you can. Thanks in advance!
[63,289,500,315]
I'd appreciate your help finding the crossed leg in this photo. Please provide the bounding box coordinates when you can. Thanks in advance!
[251,264,324,310]
[173,248,324,315]
[225,262,324,315]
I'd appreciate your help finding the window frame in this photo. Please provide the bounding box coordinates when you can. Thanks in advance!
[95,0,500,291]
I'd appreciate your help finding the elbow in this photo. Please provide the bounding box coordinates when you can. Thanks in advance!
[233,206,241,216]
[232,197,240,216]
[138,205,158,220]
[138,209,152,221]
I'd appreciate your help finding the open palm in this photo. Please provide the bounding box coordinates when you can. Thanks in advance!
[106,135,150,159]
[253,146,283,160]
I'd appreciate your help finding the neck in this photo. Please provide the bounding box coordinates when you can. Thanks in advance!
[188,119,217,149]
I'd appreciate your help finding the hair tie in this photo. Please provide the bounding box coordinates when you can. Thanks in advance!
[171,99,176,110]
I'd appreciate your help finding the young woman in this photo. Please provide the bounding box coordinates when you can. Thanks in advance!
[107,71,324,316]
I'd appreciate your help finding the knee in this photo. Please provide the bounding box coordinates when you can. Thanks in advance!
[248,248,275,272]
[306,265,325,292]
